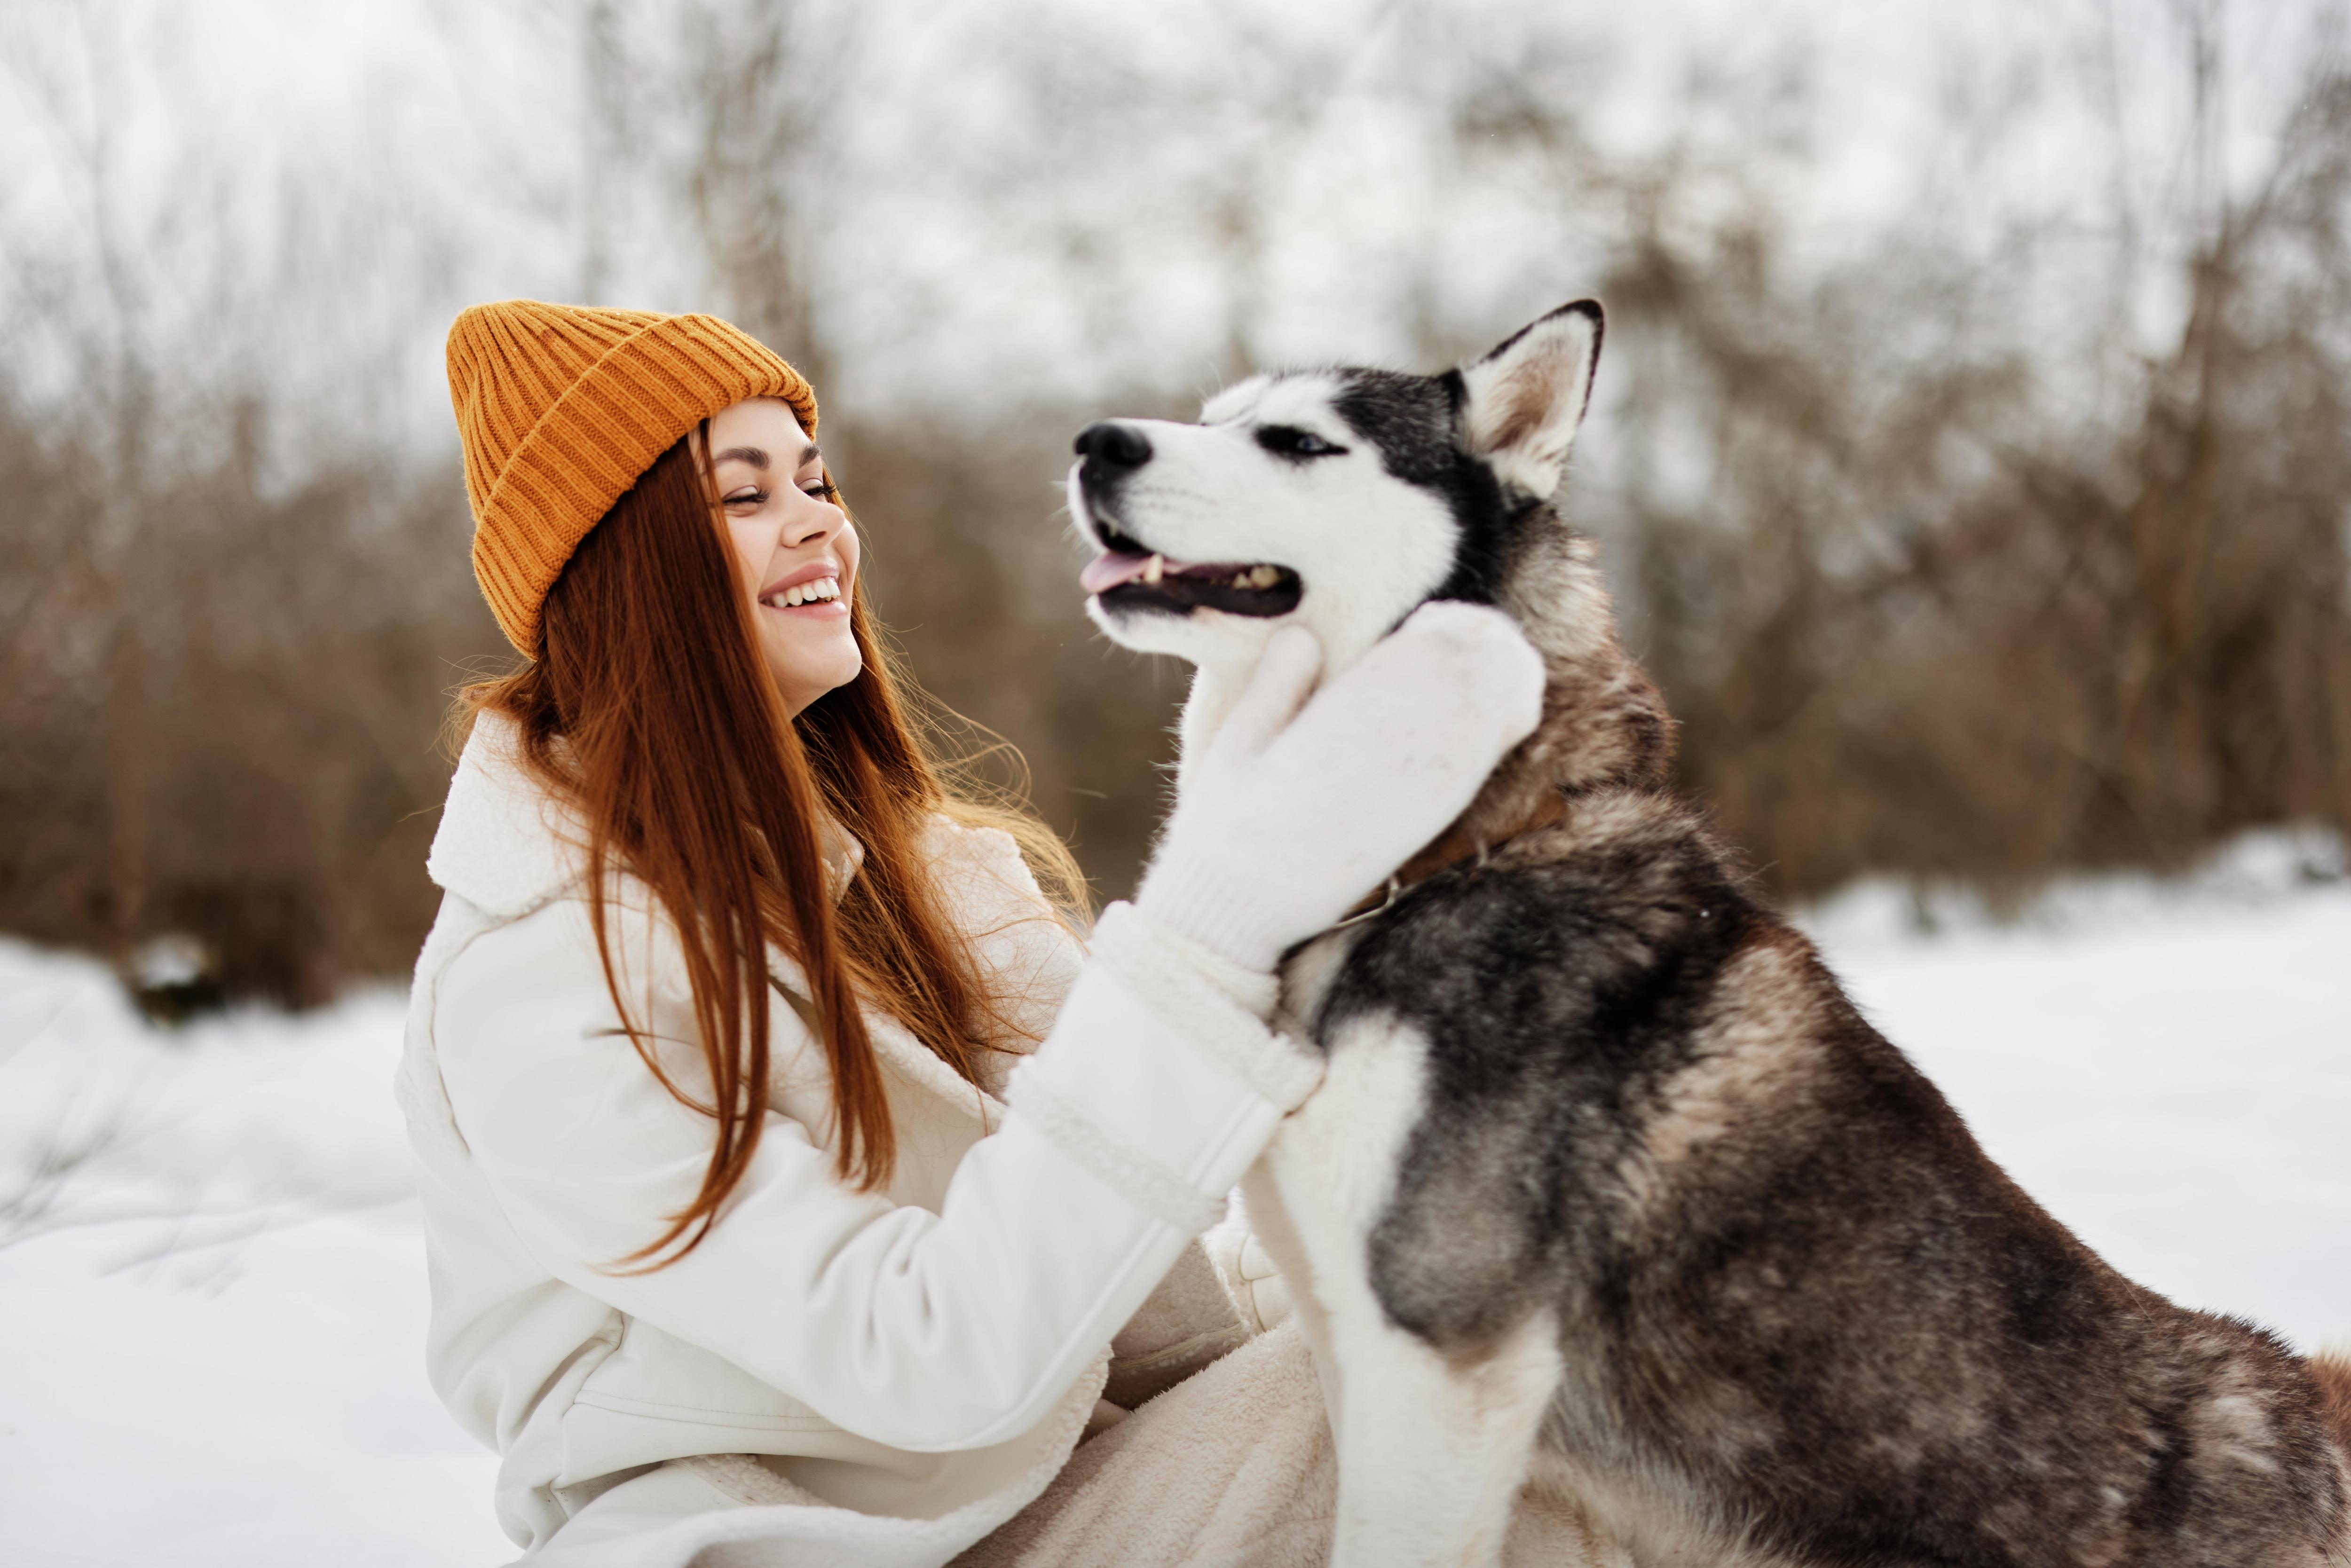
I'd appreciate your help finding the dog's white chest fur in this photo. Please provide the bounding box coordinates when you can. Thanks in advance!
[1231,938,1571,1567]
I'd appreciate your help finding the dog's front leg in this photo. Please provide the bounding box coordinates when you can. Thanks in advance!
[1262,1015,1565,1568]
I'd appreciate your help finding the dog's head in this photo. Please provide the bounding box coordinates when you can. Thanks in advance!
[1071,300,1603,679]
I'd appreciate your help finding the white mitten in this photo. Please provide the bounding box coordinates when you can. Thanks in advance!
[1135,601,1545,973]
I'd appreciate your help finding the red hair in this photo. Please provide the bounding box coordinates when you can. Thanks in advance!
[461,433,1080,1266]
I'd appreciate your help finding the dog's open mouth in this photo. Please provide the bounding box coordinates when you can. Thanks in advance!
[1080,524,1302,619]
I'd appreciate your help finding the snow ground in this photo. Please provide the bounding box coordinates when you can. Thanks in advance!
[1,833,2346,1566]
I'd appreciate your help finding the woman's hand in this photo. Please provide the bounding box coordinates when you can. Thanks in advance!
[1134,601,1546,972]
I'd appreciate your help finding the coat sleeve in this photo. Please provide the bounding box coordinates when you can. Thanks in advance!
[430,894,1318,1457]
[933,819,1257,1407]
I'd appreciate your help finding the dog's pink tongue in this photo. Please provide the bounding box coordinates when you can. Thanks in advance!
[1081,552,1156,594]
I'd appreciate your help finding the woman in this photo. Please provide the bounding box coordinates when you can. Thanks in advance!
[401,300,1544,1567]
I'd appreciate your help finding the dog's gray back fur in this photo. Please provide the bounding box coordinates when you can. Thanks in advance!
[1280,372,2351,1566]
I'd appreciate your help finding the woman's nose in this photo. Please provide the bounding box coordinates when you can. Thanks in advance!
[780,495,840,549]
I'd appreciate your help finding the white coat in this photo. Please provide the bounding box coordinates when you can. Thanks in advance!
[397,715,1318,1566]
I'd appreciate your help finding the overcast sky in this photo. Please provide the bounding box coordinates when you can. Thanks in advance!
[0,0,2329,458]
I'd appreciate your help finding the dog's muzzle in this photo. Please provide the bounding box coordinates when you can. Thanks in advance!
[1071,422,1304,620]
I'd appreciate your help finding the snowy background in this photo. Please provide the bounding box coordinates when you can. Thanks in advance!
[3,832,2346,1567]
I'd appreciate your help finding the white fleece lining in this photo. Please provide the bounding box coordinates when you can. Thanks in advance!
[1006,1073,1227,1235]
[428,717,590,920]
[1087,905,1322,1111]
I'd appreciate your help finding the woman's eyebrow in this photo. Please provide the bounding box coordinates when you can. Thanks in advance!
[712,441,819,473]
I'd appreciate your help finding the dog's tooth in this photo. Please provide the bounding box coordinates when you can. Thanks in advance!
[1144,554,1164,584]
[1232,571,1251,589]
[1251,565,1280,588]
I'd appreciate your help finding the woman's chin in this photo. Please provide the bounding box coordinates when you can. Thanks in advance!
[764,632,863,713]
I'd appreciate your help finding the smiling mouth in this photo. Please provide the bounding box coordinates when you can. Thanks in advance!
[1081,521,1302,619]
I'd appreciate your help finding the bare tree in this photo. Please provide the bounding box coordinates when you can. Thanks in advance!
[1434,2,2351,897]
[678,0,860,387]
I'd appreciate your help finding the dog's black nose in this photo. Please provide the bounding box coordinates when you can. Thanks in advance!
[1074,421,1152,470]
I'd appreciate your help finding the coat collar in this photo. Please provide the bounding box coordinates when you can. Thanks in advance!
[426,713,1009,1123]
[427,714,586,921]
[427,711,863,922]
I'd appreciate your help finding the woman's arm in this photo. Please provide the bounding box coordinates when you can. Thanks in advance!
[434,896,1304,1454]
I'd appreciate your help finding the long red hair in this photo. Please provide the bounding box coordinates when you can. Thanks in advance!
[460,431,1081,1267]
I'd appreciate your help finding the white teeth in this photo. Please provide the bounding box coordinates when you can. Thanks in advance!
[768,577,841,608]
[1249,565,1280,588]
[1143,554,1164,584]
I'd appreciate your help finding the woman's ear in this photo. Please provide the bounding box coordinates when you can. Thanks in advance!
[1459,299,1604,501]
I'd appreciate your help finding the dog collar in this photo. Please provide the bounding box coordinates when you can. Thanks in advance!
[1330,788,1572,930]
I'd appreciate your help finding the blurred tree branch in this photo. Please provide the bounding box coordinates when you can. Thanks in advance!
[0,0,2345,1008]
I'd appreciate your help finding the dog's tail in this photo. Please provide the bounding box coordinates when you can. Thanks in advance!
[2317,1346,2351,1563]
[2312,1340,2351,1455]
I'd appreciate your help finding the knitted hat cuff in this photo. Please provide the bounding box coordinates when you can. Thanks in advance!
[452,306,817,655]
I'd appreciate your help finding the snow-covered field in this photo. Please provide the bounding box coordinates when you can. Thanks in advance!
[2,834,2346,1567]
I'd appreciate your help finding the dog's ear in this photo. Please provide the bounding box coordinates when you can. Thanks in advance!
[1459,300,1603,500]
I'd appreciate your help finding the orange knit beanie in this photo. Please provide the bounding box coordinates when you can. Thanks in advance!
[446,300,819,654]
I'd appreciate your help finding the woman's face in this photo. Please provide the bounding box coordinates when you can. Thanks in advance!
[704,397,863,715]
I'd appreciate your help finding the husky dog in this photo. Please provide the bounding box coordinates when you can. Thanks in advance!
[1068,302,2351,1568]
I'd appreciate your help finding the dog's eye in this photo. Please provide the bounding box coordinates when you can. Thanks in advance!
[1256,425,1347,459]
